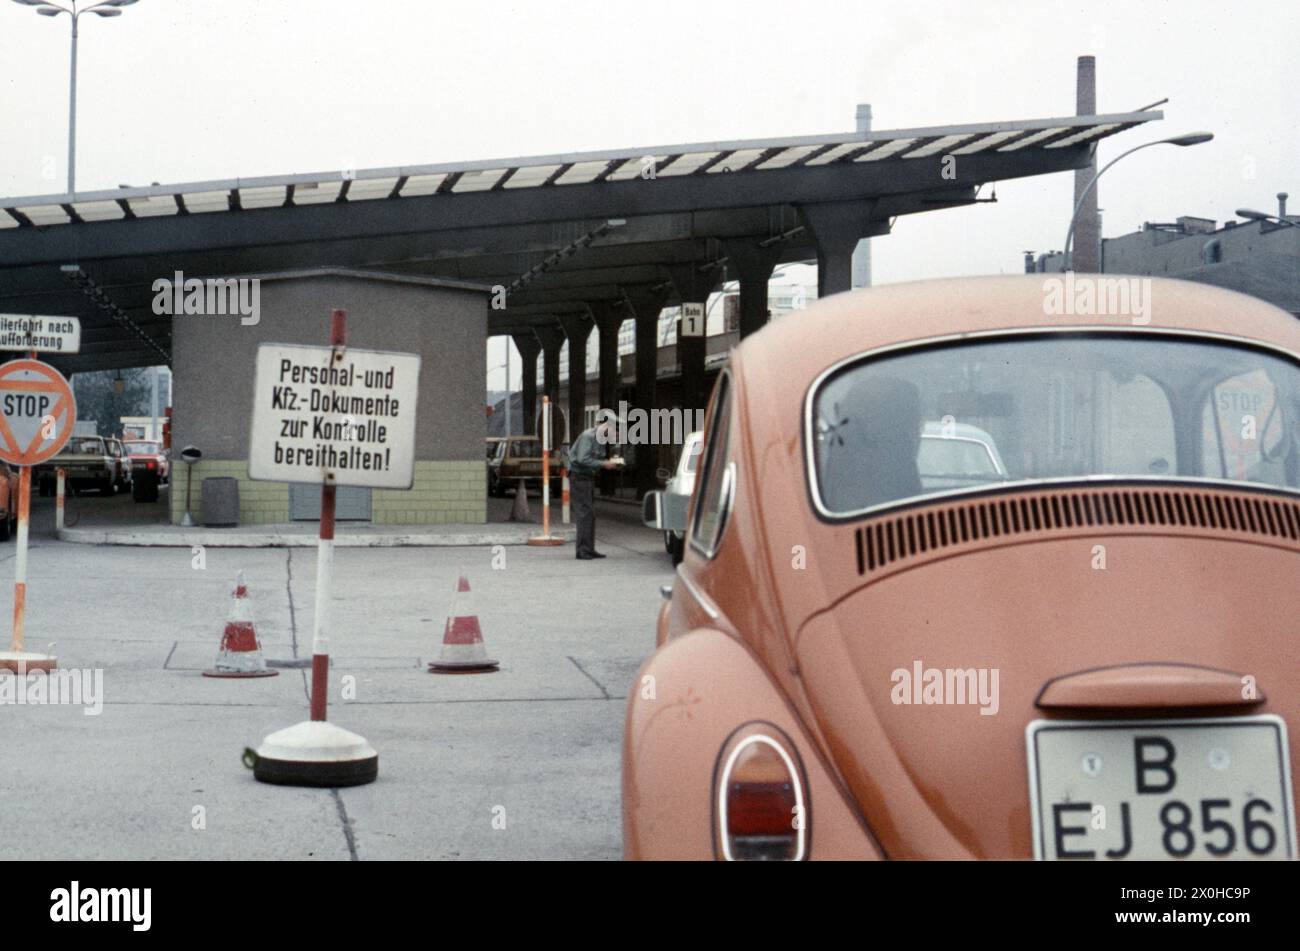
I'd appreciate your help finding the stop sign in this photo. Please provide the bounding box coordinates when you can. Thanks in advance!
[0,359,76,467]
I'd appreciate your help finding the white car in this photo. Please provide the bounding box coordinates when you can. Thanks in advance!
[659,431,703,565]
[918,421,1009,490]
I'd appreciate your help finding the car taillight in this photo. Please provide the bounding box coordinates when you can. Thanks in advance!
[146,460,156,470]
[716,730,807,861]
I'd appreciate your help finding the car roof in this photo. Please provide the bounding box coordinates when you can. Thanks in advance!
[736,275,1300,404]
[921,422,997,440]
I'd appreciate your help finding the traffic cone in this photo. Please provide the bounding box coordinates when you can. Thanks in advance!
[508,477,531,522]
[204,572,279,678]
[428,573,498,674]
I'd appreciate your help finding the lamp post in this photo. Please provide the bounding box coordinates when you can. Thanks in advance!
[1236,208,1300,231]
[10,0,140,196]
[1062,132,1214,271]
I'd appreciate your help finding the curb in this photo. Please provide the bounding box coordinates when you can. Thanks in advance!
[57,526,576,548]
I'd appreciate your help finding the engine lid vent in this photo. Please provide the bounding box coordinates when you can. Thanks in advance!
[854,485,1300,575]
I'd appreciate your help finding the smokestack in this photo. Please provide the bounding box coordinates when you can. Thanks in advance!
[854,103,873,134]
[1071,56,1101,272]
[1278,192,1289,219]
[852,103,873,288]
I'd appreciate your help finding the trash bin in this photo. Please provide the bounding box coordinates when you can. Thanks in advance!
[201,477,240,527]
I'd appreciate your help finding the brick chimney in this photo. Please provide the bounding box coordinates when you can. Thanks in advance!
[1071,56,1101,272]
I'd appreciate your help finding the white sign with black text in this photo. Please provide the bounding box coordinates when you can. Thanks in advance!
[680,302,704,337]
[0,314,81,354]
[248,343,420,488]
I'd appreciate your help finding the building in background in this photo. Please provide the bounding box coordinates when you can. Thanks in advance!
[1026,191,1300,316]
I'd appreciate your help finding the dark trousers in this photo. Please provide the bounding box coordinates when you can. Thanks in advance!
[572,475,596,556]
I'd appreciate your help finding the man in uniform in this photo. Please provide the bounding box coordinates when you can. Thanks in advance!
[566,414,623,559]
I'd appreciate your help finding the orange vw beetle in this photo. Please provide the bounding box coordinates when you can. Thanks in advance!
[630,275,1300,861]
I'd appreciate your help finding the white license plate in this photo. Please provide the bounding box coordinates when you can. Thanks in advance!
[1027,716,1296,860]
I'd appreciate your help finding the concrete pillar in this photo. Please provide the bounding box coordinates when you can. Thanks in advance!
[624,286,671,498]
[557,311,593,443]
[666,264,718,427]
[511,332,540,435]
[798,201,890,298]
[1072,55,1100,273]
[724,238,781,339]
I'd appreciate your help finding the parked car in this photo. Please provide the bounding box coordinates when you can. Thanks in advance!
[487,435,562,497]
[124,439,169,502]
[104,436,133,493]
[36,436,118,496]
[633,275,1300,860]
[918,421,1009,491]
[654,431,703,565]
[0,462,18,541]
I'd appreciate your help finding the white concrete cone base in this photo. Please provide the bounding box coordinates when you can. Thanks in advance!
[0,651,57,673]
[247,720,378,787]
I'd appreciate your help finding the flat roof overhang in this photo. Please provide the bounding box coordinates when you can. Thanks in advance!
[0,111,1160,373]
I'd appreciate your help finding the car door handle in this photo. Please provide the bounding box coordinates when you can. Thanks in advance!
[1036,663,1264,710]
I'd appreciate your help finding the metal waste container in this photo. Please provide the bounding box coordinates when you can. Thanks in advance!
[201,477,240,527]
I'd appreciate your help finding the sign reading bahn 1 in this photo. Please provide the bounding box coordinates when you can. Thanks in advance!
[248,342,421,488]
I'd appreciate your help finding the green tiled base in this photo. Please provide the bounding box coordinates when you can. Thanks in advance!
[170,460,486,526]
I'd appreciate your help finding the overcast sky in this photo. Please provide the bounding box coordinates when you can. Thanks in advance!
[2,1,1296,385]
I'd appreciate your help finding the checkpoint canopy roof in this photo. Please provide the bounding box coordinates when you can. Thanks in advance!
[0,109,1160,373]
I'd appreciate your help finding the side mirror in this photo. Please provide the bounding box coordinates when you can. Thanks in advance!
[642,490,664,530]
[655,466,672,483]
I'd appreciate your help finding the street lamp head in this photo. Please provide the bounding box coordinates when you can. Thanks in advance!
[1165,132,1214,147]
[91,7,121,13]
[11,0,52,6]
[1235,208,1271,221]
[36,5,63,14]
[104,0,140,5]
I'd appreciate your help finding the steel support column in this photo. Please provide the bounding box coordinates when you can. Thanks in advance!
[591,300,626,496]
[724,238,782,339]
[557,311,594,444]
[624,286,671,498]
[798,201,891,298]
[666,264,718,429]
[511,332,541,435]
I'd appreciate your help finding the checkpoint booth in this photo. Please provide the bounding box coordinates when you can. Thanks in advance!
[169,268,491,527]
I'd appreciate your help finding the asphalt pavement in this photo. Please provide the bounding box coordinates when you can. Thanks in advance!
[0,489,673,859]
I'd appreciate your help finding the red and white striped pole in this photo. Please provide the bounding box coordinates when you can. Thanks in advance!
[10,465,30,653]
[246,306,376,786]
[310,308,345,723]
[3,345,56,673]
[55,467,65,533]
[541,397,551,534]
[527,396,564,546]
[561,408,570,524]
